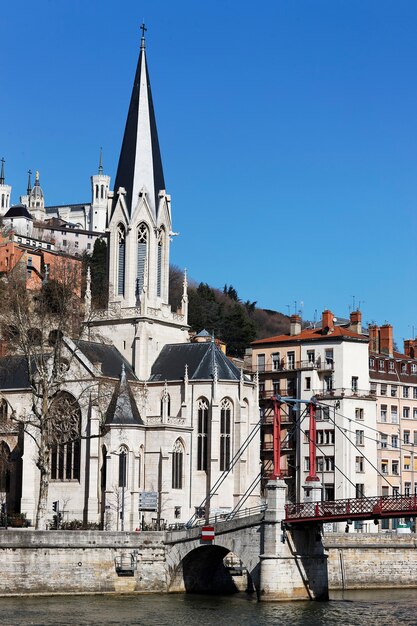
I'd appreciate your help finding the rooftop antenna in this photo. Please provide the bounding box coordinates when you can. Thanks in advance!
[358,300,365,311]
[313,309,318,328]
[286,304,291,315]
[352,295,356,311]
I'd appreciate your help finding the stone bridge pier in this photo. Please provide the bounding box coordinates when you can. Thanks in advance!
[259,479,329,601]
[165,479,329,601]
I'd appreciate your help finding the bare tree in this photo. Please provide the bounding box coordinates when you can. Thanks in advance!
[0,259,105,529]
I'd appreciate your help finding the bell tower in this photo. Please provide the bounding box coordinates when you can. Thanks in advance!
[88,26,189,378]
[0,158,12,217]
[90,148,111,232]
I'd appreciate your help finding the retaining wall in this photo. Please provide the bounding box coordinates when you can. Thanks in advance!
[324,533,417,590]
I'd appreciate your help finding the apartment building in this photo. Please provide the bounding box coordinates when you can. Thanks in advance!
[369,324,417,530]
[251,309,378,525]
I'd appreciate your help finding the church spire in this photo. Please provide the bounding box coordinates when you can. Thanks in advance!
[27,169,32,195]
[111,24,165,221]
[98,147,103,175]
[0,158,5,185]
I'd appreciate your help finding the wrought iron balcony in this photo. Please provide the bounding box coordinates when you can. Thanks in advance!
[250,359,334,374]
[312,388,375,400]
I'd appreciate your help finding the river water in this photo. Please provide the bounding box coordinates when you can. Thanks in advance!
[0,589,416,626]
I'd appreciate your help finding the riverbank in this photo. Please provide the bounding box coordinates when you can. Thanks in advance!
[0,530,416,596]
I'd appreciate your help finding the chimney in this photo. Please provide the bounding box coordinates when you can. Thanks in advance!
[368,325,379,353]
[404,340,416,359]
[290,314,302,336]
[321,310,334,334]
[349,310,362,334]
[379,324,393,357]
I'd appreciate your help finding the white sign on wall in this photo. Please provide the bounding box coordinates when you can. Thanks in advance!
[139,491,158,511]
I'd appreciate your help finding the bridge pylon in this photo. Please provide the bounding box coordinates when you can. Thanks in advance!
[259,479,329,601]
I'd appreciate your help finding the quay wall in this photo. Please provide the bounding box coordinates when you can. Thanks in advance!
[324,533,417,590]
[1,530,417,595]
[0,531,167,595]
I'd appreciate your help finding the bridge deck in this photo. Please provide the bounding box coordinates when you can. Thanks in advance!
[285,494,417,524]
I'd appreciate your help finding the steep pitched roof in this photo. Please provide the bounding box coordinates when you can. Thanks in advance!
[252,325,368,346]
[111,35,165,221]
[149,342,241,382]
[4,204,33,220]
[0,355,32,390]
[105,365,143,425]
[74,340,137,380]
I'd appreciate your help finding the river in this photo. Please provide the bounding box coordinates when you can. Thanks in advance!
[0,589,415,626]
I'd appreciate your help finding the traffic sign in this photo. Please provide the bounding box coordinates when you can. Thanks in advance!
[201,525,215,541]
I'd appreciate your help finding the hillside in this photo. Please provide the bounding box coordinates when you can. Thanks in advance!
[169,266,290,357]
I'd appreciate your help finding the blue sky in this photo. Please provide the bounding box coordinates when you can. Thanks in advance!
[2,1,417,345]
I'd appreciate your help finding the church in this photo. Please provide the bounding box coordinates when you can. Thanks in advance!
[0,29,260,529]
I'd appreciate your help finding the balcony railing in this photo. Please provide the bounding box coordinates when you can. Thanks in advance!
[312,388,375,400]
[250,360,334,374]
[259,389,295,400]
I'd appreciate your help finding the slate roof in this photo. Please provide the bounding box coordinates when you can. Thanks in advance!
[111,39,165,220]
[149,342,241,382]
[0,355,32,390]
[74,340,137,380]
[4,204,33,220]
[105,365,143,425]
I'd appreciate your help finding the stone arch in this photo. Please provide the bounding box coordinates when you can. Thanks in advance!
[166,530,261,596]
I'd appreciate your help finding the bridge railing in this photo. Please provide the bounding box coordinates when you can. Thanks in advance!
[168,504,267,531]
[285,494,417,523]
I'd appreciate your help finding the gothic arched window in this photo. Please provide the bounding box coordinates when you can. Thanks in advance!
[0,399,7,424]
[0,441,10,493]
[197,398,209,471]
[160,392,171,417]
[118,447,128,488]
[50,392,81,482]
[220,398,232,471]
[117,224,126,296]
[136,223,148,297]
[156,228,164,297]
[172,439,184,489]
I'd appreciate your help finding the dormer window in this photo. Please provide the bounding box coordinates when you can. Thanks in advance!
[379,360,385,372]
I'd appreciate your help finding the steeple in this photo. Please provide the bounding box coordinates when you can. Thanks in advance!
[27,169,32,196]
[98,147,103,175]
[91,148,111,231]
[0,158,12,217]
[111,23,165,221]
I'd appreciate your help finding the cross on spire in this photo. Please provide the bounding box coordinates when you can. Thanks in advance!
[140,22,147,49]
